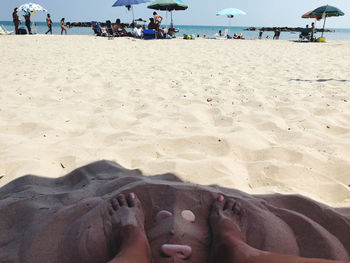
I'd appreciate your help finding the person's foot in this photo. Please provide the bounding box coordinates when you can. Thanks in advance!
[106,193,151,263]
[209,195,245,245]
[106,193,146,250]
[208,195,258,263]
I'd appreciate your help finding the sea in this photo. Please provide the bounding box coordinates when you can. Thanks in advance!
[1,21,350,40]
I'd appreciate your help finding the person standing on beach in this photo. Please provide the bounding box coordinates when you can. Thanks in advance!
[61,18,67,35]
[273,28,280,40]
[311,22,315,41]
[258,29,263,39]
[45,14,53,35]
[12,8,20,34]
[153,12,162,30]
[23,10,32,34]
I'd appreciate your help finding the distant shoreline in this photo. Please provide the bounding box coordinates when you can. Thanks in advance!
[1,20,349,31]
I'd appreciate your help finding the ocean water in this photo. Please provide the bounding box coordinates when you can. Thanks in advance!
[1,21,350,40]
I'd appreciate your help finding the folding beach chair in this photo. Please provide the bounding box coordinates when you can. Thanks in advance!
[299,28,311,41]
[0,25,13,35]
[143,29,156,40]
[91,21,107,37]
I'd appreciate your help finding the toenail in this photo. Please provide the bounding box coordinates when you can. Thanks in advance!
[218,195,224,202]
[129,193,135,199]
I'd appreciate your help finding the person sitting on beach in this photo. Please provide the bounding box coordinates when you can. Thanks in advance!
[233,33,239,39]
[113,19,128,36]
[45,14,53,35]
[153,12,162,30]
[133,25,143,38]
[161,27,167,34]
[238,33,244,39]
[61,18,68,35]
[91,193,349,263]
[218,30,223,37]
[299,24,311,41]
[12,8,20,35]
[23,10,32,34]
[147,18,157,30]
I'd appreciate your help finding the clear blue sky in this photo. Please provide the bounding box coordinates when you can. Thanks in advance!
[1,0,349,28]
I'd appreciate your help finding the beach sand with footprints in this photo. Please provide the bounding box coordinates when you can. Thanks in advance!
[0,35,349,206]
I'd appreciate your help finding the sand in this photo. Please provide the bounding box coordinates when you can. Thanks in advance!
[0,161,349,262]
[0,35,349,207]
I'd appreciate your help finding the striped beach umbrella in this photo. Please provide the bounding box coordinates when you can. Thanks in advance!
[147,0,188,35]
[310,5,345,37]
[18,3,47,13]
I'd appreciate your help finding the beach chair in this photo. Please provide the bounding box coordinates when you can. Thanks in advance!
[224,29,229,37]
[299,28,311,41]
[143,29,156,40]
[91,21,107,37]
[0,25,13,35]
[215,29,229,39]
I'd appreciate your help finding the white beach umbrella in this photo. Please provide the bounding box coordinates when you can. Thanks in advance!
[18,3,47,13]
[216,8,247,34]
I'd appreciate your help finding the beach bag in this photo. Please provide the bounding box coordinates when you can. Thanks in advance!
[183,34,195,40]
[18,27,27,35]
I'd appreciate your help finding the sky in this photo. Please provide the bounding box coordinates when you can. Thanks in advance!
[1,0,349,28]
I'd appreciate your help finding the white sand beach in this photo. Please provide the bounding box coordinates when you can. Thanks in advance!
[0,35,349,207]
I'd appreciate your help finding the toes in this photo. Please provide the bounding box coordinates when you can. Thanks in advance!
[211,195,225,213]
[126,192,138,207]
[108,204,114,216]
[117,194,128,207]
[233,202,241,215]
[111,198,120,210]
[225,199,236,211]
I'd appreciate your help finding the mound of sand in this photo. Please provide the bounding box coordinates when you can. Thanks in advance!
[0,161,349,262]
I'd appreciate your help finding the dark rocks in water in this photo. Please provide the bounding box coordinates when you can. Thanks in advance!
[67,21,132,28]
[245,26,335,33]
[0,160,349,262]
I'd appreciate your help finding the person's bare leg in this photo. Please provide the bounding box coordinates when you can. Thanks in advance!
[209,195,349,263]
[208,195,262,263]
[107,193,151,263]
[61,193,151,263]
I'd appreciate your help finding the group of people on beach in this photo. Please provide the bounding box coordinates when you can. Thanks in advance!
[12,7,68,35]
[147,12,177,38]
[300,22,317,41]
[111,11,173,38]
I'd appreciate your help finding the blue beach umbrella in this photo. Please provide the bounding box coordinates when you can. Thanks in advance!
[216,8,247,34]
[112,0,152,23]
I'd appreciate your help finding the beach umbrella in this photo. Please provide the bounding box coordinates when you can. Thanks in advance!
[302,10,321,20]
[216,8,247,34]
[112,0,151,23]
[309,5,345,37]
[147,0,188,34]
[18,3,47,13]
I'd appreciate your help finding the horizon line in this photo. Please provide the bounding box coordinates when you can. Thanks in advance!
[1,20,349,29]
